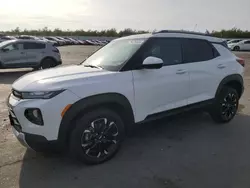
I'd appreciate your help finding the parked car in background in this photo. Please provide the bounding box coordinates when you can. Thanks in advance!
[55,37,71,45]
[37,37,58,46]
[17,35,40,40]
[84,40,95,45]
[45,37,64,46]
[229,40,250,51]
[76,39,85,45]
[43,37,59,46]
[65,37,80,45]
[227,39,242,44]
[0,39,61,69]
[0,36,17,43]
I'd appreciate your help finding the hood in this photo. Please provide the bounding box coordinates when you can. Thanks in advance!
[12,65,110,91]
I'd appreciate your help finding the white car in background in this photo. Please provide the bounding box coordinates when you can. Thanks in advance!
[38,37,58,46]
[229,40,250,51]
[227,39,242,45]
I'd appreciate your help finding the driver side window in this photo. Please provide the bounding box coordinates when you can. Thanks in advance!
[3,43,19,52]
[142,38,183,66]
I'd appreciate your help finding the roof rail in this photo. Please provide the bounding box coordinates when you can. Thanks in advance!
[153,30,211,36]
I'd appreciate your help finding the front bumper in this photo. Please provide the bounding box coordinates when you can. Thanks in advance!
[7,90,79,141]
[12,125,57,151]
[12,127,30,148]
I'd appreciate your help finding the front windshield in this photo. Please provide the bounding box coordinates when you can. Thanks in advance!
[82,38,145,71]
[0,40,12,48]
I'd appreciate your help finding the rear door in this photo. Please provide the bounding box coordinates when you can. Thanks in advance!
[182,38,226,105]
[23,42,46,66]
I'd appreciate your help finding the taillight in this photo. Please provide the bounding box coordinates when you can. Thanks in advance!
[52,47,60,53]
[236,58,245,67]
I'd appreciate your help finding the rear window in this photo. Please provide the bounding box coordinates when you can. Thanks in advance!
[182,39,214,63]
[23,42,46,49]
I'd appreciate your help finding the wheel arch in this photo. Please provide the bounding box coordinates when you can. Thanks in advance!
[57,92,135,146]
[216,74,244,98]
[40,56,58,66]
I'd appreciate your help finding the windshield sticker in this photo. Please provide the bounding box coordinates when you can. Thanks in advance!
[129,39,145,44]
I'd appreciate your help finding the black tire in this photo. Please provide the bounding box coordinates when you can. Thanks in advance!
[69,108,125,164]
[40,58,56,70]
[233,46,240,51]
[210,87,239,123]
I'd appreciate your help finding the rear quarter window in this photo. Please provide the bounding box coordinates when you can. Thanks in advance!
[23,42,46,50]
[182,38,215,63]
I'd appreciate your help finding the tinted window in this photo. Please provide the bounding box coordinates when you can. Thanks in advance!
[244,41,250,44]
[142,38,182,66]
[182,39,214,63]
[23,42,45,49]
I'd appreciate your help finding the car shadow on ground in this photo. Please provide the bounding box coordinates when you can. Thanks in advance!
[19,112,250,188]
[0,70,32,85]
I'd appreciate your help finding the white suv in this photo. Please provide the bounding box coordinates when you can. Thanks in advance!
[0,39,62,69]
[8,30,245,164]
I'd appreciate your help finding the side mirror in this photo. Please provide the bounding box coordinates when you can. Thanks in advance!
[141,56,163,69]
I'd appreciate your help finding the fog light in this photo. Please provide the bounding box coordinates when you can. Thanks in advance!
[24,108,44,126]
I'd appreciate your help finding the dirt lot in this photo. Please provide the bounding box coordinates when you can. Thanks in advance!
[0,46,250,188]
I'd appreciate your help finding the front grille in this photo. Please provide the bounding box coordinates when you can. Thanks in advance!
[9,108,22,131]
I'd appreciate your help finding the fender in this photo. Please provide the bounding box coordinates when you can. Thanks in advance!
[57,93,134,145]
[215,74,244,97]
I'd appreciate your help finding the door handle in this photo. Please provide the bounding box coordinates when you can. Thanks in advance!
[217,64,226,69]
[176,69,186,74]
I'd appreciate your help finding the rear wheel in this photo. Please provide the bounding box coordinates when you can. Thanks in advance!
[210,87,239,123]
[41,58,56,69]
[33,58,56,70]
[69,108,125,164]
[233,46,240,51]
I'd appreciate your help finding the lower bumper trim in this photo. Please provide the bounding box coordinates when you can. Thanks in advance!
[12,127,31,149]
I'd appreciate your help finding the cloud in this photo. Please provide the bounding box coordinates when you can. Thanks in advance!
[0,0,249,31]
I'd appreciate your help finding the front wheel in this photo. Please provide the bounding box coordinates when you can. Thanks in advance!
[210,87,239,123]
[69,108,125,164]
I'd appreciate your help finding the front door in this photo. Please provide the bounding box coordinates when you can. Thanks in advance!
[132,38,190,122]
[0,43,27,68]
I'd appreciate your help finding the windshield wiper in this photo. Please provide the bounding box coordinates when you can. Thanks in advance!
[83,65,103,69]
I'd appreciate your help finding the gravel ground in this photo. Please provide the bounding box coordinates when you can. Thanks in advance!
[0,46,250,188]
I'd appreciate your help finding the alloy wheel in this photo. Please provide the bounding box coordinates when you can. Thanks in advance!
[221,92,238,121]
[80,118,119,159]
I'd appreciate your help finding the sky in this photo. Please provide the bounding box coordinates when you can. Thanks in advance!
[0,0,249,32]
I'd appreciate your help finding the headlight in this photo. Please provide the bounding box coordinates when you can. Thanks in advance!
[12,89,65,99]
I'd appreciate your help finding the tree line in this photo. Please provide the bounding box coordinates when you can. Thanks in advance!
[1,27,250,38]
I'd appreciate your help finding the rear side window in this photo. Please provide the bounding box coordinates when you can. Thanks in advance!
[23,42,46,50]
[244,41,250,44]
[182,39,214,63]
